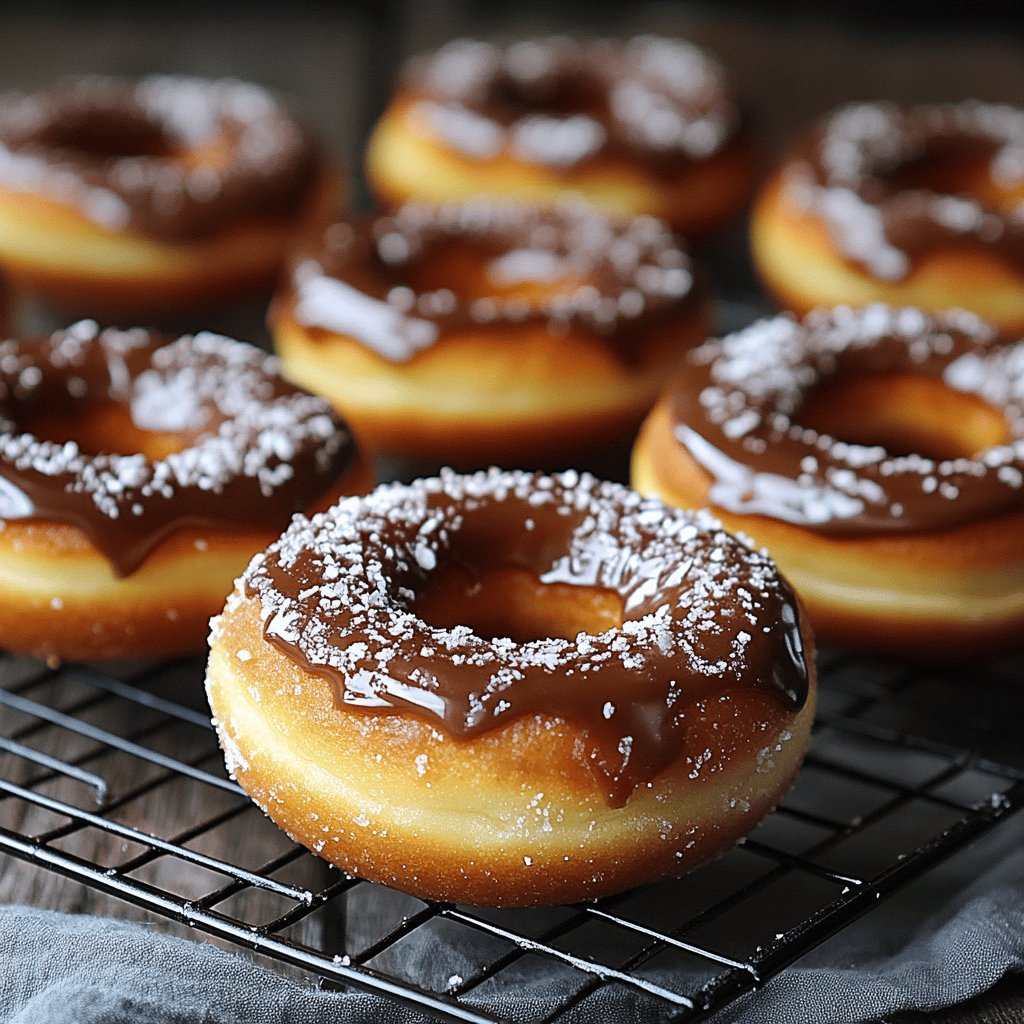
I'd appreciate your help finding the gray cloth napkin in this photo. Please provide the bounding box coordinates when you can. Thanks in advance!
[2,813,1023,1024]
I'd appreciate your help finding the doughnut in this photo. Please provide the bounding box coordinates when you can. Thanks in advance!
[632,304,1024,652]
[0,76,337,318]
[752,102,1024,334]
[366,37,753,241]
[206,469,816,907]
[271,199,710,466]
[0,320,369,662]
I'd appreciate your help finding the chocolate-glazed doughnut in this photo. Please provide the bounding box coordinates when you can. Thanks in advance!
[206,469,816,907]
[271,199,710,466]
[752,102,1024,333]
[0,76,338,318]
[366,37,753,241]
[0,320,369,661]
[632,304,1024,652]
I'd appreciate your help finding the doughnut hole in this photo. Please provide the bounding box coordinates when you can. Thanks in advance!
[177,136,236,174]
[799,373,1011,461]
[886,148,983,199]
[392,238,586,307]
[18,401,194,460]
[414,564,623,643]
[36,109,174,160]
[487,68,593,120]
[883,144,1020,216]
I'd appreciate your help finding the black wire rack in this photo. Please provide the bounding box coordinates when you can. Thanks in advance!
[1,647,1022,1023]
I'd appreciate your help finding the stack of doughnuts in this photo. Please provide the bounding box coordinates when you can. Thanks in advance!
[3,36,1016,911]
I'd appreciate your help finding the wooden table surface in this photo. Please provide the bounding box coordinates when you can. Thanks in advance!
[1,2,1022,1021]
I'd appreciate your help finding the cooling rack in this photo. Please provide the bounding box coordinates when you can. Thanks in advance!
[1,647,1022,1023]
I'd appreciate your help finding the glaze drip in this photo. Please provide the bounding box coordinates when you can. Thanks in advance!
[671,305,1024,534]
[243,469,809,807]
[0,321,356,575]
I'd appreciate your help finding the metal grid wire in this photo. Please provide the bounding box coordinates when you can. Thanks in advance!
[1,648,1022,1022]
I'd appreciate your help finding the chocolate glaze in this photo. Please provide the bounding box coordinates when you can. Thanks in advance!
[784,102,1024,281]
[401,36,742,175]
[243,470,809,807]
[670,305,1024,535]
[0,321,356,576]
[284,200,699,363]
[0,76,321,241]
